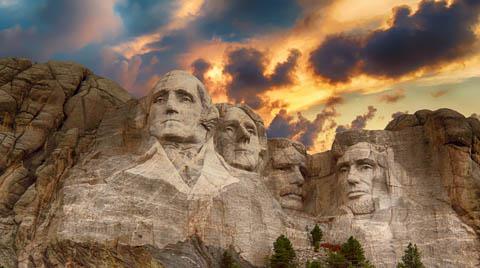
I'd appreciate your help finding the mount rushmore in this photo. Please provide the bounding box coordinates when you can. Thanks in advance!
[0,58,479,267]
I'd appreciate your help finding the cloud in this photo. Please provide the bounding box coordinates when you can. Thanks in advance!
[267,96,340,148]
[191,58,212,82]
[270,49,302,86]
[0,0,123,60]
[115,0,173,37]
[223,48,301,108]
[100,47,143,94]
[378,88,405,103]
[336,105,377,132]
[309,0,480,83]
[196,0,302,41]
[431,89,449,98]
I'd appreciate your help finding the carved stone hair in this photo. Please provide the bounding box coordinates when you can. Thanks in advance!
[267,138,306,156]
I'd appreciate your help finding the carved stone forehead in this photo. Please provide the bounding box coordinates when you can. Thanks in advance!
[224,107,255,124]
[337,142,377,164]
[151,70,211,106]
[268,138,306,167]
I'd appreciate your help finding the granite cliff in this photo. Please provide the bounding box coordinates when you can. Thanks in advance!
[0,58,479,267]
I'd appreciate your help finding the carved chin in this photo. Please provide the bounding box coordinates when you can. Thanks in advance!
[279,195,303,210]
[150,123,201,143]
[225,152,258,171]
[347,197,374,215]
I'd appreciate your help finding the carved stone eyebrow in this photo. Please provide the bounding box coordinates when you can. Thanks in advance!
[153,89,169,98]
[175,88,195,101]
[336,161,350,170]
[355,158,376,166]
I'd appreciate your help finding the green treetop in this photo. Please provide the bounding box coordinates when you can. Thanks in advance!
[270,235,297,268]
[397,243,424,268]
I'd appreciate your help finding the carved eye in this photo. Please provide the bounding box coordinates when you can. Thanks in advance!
[181,95,193,102]
[225,126,235,133]
[339,166,349,173]
[247,127,256,135]
[155,96,166,103]
[279,165,293,171]
[359,164,373,171]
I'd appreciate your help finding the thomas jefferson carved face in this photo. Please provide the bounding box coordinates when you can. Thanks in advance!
[148,71,208,144]
[215,107,261,171]
[336,142,384,214]
[266,139,307,211]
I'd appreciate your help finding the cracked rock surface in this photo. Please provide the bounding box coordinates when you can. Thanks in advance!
[1,58,479,268]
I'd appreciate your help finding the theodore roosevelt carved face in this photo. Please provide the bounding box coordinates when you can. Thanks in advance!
[265,138,307,211]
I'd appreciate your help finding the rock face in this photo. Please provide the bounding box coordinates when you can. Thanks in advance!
[0,58,479,267]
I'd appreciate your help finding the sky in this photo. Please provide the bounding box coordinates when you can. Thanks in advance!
[1,0,479,152]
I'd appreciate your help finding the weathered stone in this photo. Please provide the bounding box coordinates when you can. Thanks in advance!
[1,58,480,268]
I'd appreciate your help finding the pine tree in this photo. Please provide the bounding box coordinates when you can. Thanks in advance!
[397,243,424,268]
[270,235,297,268]
[221,250,235,268]
[310,224,323,252]
[340,236,366,266]
[325,236,374,268]
[306,260,324,268]
[326,251,347,268]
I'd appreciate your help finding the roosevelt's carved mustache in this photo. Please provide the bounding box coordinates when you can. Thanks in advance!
[280,186,304,197]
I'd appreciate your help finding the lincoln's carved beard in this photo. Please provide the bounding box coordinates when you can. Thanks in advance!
[347,196,375,215]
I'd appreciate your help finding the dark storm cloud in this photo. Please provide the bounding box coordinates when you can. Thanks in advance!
[336,106,377,132]
[310,0,480,83]
[223,48,270,109]
[270,49,302,86]
[191,58,212,82]
[115,0,172,37]
[351,106,377,129]
[196,0,302,41]
[223,48,302,108]
[378,88,406,103]
[309,35,361,83]
[267,96,340,148]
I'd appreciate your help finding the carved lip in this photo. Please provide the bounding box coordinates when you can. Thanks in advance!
[161,119,181,123]
[281,193,303,201]
[234,148,249,152]
[280,191,303,199]
[347,190,367,198]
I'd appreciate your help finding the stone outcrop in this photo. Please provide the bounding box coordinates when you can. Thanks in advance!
[0,58,479,267]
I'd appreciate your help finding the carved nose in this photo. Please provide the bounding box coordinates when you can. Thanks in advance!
[291,166,305,186]
[346,170,361,184]
[165,98,179,114]
[236,125,251,143]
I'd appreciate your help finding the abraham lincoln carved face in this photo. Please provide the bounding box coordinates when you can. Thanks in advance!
[336,142,386,215]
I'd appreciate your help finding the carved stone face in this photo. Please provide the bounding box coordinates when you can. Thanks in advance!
[336,142,378,214]
[148,73,206,144]
[216,107,261,171]
[266,141,306,210]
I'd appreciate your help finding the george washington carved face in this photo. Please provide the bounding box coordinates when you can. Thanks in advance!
[148,70,217,145]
